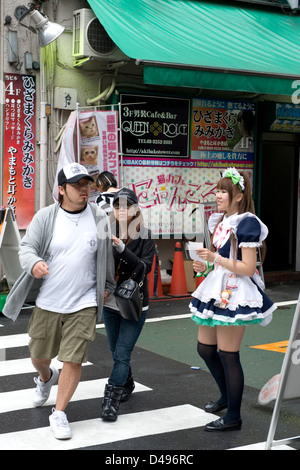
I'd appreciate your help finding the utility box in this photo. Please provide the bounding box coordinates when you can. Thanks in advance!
[54,87,77,110]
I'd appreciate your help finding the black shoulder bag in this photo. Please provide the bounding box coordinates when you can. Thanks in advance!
[115,262,146,322]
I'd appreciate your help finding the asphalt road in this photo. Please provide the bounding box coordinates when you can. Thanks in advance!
[0,281,299,453]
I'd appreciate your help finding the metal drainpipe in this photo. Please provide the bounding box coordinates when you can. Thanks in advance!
[39,43,48,209]
[39,101,48,209]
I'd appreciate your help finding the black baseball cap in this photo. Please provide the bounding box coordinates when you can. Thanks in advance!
[113,188,138,206]
[58,163,94,186]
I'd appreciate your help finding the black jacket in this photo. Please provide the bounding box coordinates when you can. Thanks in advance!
[113,226,155,307]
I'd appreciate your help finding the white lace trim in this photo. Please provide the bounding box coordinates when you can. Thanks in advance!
[189,302,275,326]
[239,242,261,248]
[191,289,263,311]
[208,212,268,247]
[189,303,264,322]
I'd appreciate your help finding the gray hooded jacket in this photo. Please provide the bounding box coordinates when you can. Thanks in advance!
[2,202,115,322]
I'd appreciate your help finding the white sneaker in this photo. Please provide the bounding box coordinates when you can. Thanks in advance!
[49,408,72,440]
[32,367,59,407]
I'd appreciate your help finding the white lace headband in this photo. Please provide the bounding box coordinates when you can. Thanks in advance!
[222,167,245,192]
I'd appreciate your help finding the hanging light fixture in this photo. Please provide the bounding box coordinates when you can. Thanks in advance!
[286,0,299,9]
[14,4,65,47]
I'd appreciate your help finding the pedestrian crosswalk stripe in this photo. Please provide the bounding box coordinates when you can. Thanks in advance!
[0,332,29,348]
[0,314,297,450]
[0,357,92,377]
[0,404,218,450]
[230,442,294,450]
[0,378,152,413]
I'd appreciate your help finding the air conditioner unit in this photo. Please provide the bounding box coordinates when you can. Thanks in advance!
[72,9,128,65]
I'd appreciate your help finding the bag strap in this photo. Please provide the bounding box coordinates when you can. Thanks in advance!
[130,261,146,287]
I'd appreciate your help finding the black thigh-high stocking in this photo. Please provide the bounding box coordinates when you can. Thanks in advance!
[197,341,227,406]
[219,349,244,423]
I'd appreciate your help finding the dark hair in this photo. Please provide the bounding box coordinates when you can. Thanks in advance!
[58,183,66,205]
[97,171,118,192]
[237,110,255,136]
[110,204,145,246]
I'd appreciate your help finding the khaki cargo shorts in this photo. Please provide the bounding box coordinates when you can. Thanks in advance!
[27,306,97,364]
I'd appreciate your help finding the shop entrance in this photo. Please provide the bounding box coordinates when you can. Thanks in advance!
[259,135,299,272]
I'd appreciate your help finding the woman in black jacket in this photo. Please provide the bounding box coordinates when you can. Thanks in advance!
[101,188,155,421]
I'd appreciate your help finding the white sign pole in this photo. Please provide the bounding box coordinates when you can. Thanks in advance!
[265,293,300,449]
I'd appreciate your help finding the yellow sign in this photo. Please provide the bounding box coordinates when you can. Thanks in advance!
[250,341,288,354]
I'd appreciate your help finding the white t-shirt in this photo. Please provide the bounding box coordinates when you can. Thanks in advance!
[36,205,98,313]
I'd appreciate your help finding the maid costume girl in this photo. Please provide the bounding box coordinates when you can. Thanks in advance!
[190,176,276,328]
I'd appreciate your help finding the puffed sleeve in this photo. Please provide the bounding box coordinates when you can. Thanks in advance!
[208,212,223,234]
[236,216,261,248]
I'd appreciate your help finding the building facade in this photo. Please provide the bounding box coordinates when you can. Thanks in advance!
[1,0,300,280]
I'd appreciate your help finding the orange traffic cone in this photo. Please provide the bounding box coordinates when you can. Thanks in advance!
[148,244,164,299]
[170,242,189,297]
[196,275,205,287]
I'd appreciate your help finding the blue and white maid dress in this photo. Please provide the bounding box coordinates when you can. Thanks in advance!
[190,212,276,327]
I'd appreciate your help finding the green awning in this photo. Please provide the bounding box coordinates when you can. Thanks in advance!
[143,66,296,96]
[87,0,300,95]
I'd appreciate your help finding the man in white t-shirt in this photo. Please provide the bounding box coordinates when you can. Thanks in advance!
[5,163,115,440]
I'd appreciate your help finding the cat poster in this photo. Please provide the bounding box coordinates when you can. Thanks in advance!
[78,111,119,199]
[53,110,119,202]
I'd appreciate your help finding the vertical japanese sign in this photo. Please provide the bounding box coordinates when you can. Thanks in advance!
[78,110,119,200]
[3,74,36,229]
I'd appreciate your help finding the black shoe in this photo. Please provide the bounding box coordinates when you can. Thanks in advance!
[205,417,242,432]
[101,384,123,422]
[204,401,228,414]
[121,373,135,402]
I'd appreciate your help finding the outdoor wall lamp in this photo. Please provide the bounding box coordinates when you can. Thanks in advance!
[287,0,299,8]
[14,4,65,47]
